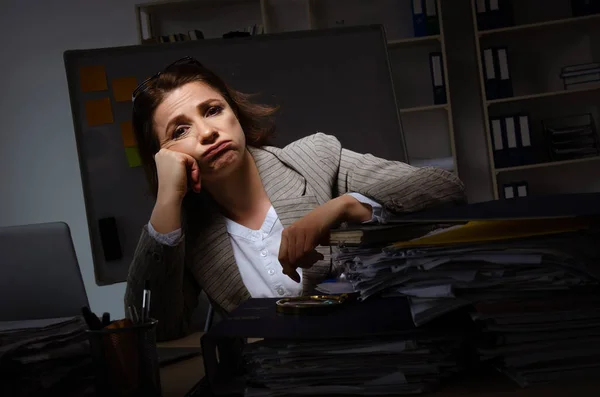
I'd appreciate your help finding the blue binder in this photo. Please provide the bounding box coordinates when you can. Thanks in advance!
[490,117,507,168]
[424,0,440,35]
[515,181,529,197]
[476,0,514,31]
[503,115,521,167]
[502,181,529,199]
[571,0,600,16]
[502,183,516,199]
[483,47,513,100]
[429,52,447,104]
[494,47,513,99]
[482,47,498,100]
[515,113,535,165]
[411,0,427,37]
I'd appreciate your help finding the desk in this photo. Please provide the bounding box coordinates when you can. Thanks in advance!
[158,333,599,397]
[159,332,205,397]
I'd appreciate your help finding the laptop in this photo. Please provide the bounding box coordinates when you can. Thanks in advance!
[0,221,89,321]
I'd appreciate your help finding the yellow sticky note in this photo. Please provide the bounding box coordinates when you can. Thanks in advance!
[85,97,113,126]
[80,65,108,92]
[125,147,142,168]
[120,121,136,147]
[112,76,138,102]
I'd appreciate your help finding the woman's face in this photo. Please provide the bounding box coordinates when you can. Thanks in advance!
[153,81,246,181]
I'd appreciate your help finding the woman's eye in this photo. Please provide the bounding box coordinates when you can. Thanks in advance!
[173,126,189,139]
[206,106,223,117]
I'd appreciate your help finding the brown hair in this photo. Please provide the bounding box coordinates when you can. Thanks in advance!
[132,61,278,198]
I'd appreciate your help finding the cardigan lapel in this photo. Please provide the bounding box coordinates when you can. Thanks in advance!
[249,146,318,227]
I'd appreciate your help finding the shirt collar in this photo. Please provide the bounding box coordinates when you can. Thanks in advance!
[225,205,278,240]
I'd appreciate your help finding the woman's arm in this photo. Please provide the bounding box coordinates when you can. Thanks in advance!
[278,194,376,281]
[308,133,466,213]
[124,224,200,342]
[277,133,466,281]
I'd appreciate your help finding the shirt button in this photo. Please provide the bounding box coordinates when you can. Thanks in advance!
[268,269,275,275]
[277,287,285,295]
[260,250,268,257]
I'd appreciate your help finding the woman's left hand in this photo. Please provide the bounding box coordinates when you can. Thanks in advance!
[278,195,373,282]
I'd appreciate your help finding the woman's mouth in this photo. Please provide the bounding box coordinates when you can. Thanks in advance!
[203,141,232,160]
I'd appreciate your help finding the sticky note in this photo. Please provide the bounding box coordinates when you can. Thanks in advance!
[125,147,142,168]
[120,121,136,147]
[85,97,113,126]
[80,65,108,92]
[112,76,138,102]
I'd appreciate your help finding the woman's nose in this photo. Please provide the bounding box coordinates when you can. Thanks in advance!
[196,122,218,144]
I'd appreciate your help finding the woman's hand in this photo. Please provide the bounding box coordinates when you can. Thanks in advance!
[278,195,373,282]
[150,149,201,234]
[155,148,201,202]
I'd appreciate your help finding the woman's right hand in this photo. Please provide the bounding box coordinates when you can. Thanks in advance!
[155,148,201,204]
[150,149,201,234]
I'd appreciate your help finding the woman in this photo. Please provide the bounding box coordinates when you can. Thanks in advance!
[125,57,466,341]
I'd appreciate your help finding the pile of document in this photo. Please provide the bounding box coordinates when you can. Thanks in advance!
[471,291,600,387]
[560,62,600,90]
[542,113,600,162]
[0,316,93,396]
[242,333,467,397]
[335,215,600,387]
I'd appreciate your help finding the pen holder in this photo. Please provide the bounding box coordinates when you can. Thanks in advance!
[87,319,161,397]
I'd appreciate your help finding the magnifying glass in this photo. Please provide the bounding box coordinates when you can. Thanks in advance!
[275,294,350,315]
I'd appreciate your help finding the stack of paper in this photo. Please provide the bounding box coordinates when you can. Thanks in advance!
[202,294,475,396]
[0,316,92,395]
[243,333,466,396]
[335,215,600,387]
[471,292,600,387]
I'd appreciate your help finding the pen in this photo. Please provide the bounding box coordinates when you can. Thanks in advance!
[142,280,151,324]
[102,312,111,327]
[128,305,135,323]
[81,306,103,330]
[132,305,140,324]
[128,305,140,324]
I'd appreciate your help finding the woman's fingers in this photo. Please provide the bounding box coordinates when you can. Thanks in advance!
[279,233,297,282]
[296,250,324,268]
[182,153,201,193]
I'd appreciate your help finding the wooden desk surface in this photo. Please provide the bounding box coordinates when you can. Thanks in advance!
[158,333,600,397]
[158,332,204,397]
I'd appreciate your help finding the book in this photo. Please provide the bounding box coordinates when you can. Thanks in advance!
[329,222,450,246]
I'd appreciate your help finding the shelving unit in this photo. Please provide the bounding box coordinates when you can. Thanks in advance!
[478,12,600,37]
[471,0,600,200]
[134,0,459,175]
[399,104,448,114]
[495,154,600,173]
[487,84,600,105]
[388,34,440,46]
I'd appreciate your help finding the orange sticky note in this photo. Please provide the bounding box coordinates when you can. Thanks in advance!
[80,65,108,92]
[85,97,113,126]
[125,147,142,167]
[120,121,136,147]
[112,77,138,102]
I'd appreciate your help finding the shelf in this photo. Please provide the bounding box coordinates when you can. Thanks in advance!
[477,13,600,37]
[387,35,440,47]
[495,155,600,174]
[486,84,600,106]
[138,0,256,12]
[399,104,448,114]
